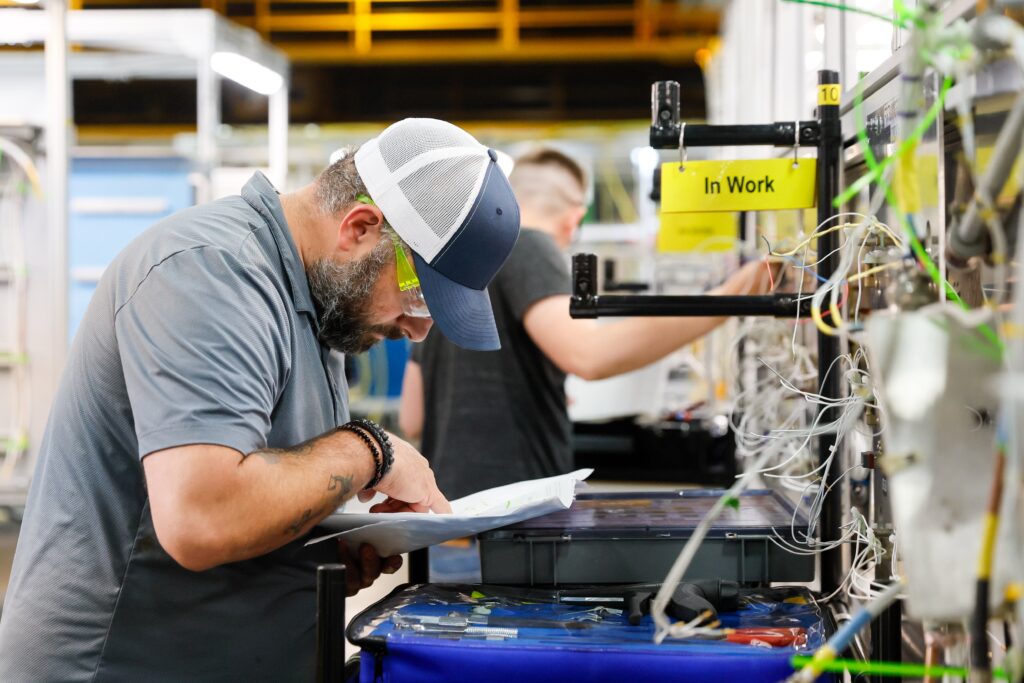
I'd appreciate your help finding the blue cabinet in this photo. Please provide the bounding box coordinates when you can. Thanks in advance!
[68,157,193,339]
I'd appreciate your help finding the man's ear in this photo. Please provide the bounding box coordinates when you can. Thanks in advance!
[563,205,587,244]
[334,203,385,255]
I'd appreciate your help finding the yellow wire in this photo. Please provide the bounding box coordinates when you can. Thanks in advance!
[775,222,856,256]
[829,299,845,331]
[811,305,840,336]
[874,222,904,246]
[978,512,999,579]
[847,261,902,283]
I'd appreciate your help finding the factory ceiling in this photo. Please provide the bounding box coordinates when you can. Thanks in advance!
[24,0,719,124]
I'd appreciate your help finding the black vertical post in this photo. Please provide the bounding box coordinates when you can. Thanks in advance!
[316,564,346,683]
[871,595,903,683]
[408,548,429,584]
[815,69,844,595]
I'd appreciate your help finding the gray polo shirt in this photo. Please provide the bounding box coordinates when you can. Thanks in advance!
[0,172,349,682]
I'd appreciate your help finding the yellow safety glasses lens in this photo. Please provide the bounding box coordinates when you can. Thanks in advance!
[393,239,431,319]
[356,193,431,319]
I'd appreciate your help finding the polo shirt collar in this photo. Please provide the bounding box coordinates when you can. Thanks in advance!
[241,172,319,322]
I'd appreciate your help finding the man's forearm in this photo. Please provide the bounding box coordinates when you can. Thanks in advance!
[579,278,750,379]
[231,430,376,557]
[584,314,725,379]
[147,429,376,570]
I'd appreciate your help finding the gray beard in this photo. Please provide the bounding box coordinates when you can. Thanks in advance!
[305,250,401,354]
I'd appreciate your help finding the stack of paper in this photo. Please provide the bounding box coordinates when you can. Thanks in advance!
[306,469,593,556]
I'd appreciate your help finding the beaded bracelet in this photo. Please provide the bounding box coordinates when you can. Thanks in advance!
[349,418,395,487]
[336,423,383,490]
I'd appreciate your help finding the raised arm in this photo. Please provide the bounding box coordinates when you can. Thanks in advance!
[523,259,773,380]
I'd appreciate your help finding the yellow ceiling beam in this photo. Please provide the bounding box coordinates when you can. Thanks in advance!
[500,0,518,50]
[74,0,202,4]
[265,6,717,32]
[280,35,712,64]
[63,0,718,66]
[269,13,356,31]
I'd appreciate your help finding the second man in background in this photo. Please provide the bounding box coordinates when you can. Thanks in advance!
[400,147,774,499]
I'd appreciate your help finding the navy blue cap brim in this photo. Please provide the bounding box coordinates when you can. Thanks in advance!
[413,252,500,351]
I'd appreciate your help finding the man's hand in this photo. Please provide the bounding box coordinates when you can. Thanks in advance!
[368,497,423,513]
[357,432,452,513]
[338,541,403,596]
[719,258,783,296]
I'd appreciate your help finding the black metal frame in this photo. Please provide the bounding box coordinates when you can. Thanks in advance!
[570,256,810,317]
[572,71,845,595]
[316,564,347,683]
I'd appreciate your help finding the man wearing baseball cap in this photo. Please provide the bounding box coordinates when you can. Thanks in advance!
[0,119,518,681]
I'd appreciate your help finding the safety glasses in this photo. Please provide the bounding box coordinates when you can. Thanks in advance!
[393,238,431,318]
[357,194,431,319]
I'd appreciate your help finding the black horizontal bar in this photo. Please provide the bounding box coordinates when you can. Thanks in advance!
[569,294,810,319]
[650,121,821,150]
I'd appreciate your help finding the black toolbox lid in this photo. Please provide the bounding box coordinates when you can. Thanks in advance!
[478,489,808,540]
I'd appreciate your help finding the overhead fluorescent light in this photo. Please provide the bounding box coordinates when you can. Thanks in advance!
[0,9,45,45]
[210,51,283,95]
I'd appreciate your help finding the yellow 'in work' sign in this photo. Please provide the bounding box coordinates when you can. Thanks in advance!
[657,212,738,253]
[661,159,817,213]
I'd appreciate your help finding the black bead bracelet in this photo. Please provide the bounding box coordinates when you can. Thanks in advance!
[337,423,384,490]
[350,419,394,482]
[338,418,394,491]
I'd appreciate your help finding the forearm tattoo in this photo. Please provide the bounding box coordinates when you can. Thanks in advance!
[283,473,355,537]
[238,433,361,538]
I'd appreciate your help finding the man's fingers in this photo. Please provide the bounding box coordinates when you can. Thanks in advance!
[370,497,415,513]
[359,544,382,588]
[337,541,362,596]
[357,490,376,503]
[430,493,453,514]
[382,555,403,575]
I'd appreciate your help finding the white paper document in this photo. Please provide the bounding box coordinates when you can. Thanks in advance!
[305,468,593,556]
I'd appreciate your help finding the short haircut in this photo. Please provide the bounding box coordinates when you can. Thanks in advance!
[315,146,370,218]
[509,147,587,214]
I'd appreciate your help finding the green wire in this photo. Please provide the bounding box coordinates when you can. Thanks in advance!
[781,0,906,27]
[790,655,1009,679]
[842,75,1004,356]
[833,76,952,208]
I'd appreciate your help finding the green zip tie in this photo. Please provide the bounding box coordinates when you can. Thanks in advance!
[0,352,29,366]
[2,432,29,453]
[782,0,907,27]
[791,655,1008,680]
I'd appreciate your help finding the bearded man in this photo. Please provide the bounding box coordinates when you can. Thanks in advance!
[0,119,520,682]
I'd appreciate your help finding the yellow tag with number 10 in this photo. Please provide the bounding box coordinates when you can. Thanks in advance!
[818,84,841,106]
[660,159,817,213]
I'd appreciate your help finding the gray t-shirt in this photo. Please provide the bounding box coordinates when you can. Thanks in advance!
[0,172,349,682]
[411,228,572,500]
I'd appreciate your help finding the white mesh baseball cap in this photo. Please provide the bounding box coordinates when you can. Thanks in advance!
[354,119,520,351]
